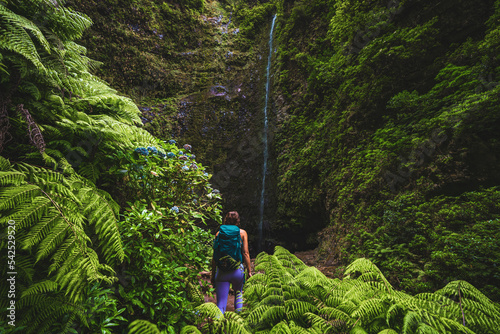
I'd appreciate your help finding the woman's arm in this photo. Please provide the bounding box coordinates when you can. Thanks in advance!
[240,229,252,278]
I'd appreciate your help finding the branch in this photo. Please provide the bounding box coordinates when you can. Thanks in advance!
[17,104,46,154]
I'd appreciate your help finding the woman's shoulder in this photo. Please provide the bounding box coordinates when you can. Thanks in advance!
[239,228,247,236]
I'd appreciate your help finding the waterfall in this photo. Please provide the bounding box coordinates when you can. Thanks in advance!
[258,14,277,251]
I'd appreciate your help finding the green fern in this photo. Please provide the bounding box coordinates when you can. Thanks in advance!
[0,159,122,332]
[182,246,500,333]
[128,320,164,334]
[180,325,202,334]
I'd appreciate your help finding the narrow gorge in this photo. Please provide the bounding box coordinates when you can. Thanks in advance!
[1,0,499,332]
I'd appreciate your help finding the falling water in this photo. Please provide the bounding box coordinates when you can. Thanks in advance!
[258,15,277,251]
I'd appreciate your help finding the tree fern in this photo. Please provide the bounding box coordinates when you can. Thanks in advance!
[183,246,500,333]
[128,320,165,334]
[0,3,48,73]
[0,158,122,332]
[180,325,202,334]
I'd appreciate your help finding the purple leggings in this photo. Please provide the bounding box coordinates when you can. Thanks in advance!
[215,265,245,313]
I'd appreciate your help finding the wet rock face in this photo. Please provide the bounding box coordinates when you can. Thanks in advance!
[171,20,276,254]
[178,22,278,253]
[68,0,280,253]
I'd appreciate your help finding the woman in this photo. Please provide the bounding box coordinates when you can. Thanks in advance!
[211,211,252,313]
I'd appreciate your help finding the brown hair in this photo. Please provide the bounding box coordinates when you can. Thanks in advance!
[223,211,240,226]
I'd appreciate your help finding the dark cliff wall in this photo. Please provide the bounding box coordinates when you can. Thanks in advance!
[68,0,277,253]
[272,0,500,298]
[67,0,500,298]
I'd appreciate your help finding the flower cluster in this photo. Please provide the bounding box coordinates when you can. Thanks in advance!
[169,139,176,144]
[135,146,167,158]
[167,152,176,158]
[179,155,188,161]
[135,147,149,156]
[147,146,158,154]
[183,144,192,151]
[170,206,179,213]
[182,166,190,171]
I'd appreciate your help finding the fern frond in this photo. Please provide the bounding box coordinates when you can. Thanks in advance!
[247,273,267,284]
[288,321,312,334]
[269,321,292,334]
[260,305,287,328]
[350,326,369,334]
[352,298,388,327]
[55,250,116,302]
[336,299,358,315]
[21,209,62,249]
[0,4,48,73]
[21,280,59,296]
[304,312,335,333]
[128,319,162,334]
[247,305,271,325]
[16,291,86,333]
[1,196,51,228]
[402,311,422,334]
[285,299,318,322]
[194,302,224,320]
[77,183,124,264]
[344,258,392,292]
[261,294,285,306]
[0,156,11,171]
[222,311,253,334]
[35,210,87,261]
[437,280,500,319]
[0,183,40,210]
[386,303,406,329]
[377,330,398,334]
[180,325,202,334]
[0,170,26,186]
[318,307,353,325]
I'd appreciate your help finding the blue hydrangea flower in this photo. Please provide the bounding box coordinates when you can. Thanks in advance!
[182,166,189,171]
[134,147,149,156]
[203,172,209,177]
[169,139,176,144]
[147,146,158,154]
[179,155,188,161]
[167,152,176,158]
[158,152,166,158]
[190,163,198,170]
[183,144,192,151]
[213,189,220,194]
[171,206,179,213]
[190,154,196,160]
[178,151,184,155]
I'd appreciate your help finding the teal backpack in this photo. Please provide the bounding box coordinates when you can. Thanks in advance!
[213,225,242,271]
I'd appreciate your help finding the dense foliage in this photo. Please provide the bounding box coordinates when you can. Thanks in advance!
[0,0,221,332]
[181,247,500,333]
[2,0,500,332]
[271,0,500,299]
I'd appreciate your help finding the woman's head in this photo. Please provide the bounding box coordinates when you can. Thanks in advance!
[223,211,240,226]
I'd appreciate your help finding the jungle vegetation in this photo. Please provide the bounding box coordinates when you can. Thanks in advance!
[1,0,499,333]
